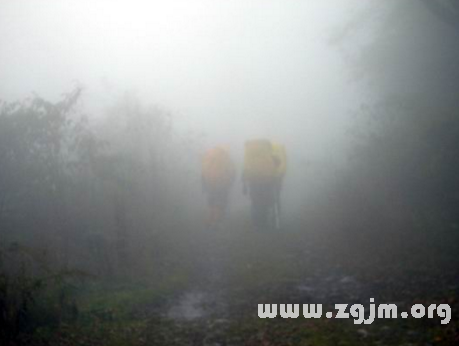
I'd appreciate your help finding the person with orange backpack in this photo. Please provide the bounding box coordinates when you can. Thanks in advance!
[201,146,236,228]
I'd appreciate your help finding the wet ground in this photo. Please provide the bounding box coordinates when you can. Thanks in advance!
[129,222,459,346]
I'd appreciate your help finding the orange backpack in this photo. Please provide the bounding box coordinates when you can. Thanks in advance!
[202,147,235,187]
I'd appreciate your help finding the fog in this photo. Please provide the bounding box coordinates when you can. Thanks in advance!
[1,1,459,345]
[1,1,372,218]
[0,2,362,146]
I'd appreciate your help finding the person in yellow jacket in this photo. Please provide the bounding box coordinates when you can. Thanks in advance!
[242,139,280,230]
[201,146,236,227]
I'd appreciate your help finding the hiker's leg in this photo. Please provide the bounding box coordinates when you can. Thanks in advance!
[249,181,264,230]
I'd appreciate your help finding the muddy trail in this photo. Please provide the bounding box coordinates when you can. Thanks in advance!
[132,220,459,346]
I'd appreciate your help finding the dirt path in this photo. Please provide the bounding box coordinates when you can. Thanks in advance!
[140,225,362,345]
[137,221,459,346]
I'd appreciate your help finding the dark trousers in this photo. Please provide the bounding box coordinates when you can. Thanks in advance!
[248,179,276,230]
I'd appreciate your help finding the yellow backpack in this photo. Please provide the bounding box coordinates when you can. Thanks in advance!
[243,139,277,181]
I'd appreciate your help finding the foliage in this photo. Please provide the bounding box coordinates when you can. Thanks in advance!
[0,88,202,344]
[326,0,459,239]
[0,244,88,345]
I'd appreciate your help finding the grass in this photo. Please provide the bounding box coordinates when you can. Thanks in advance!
[5,215,459,345]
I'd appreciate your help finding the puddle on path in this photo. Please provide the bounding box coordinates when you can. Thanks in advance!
[167,291,207,321]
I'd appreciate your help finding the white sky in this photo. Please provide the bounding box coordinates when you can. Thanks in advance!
[0,0,370,186]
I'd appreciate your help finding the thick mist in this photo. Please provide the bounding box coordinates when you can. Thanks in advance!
[0,0,372,219]
[1,1,459,345]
